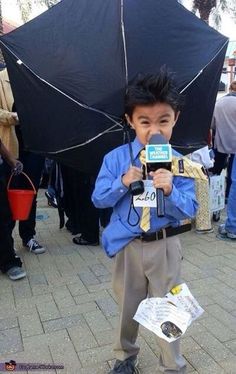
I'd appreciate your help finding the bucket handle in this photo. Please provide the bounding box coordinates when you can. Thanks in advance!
[7,172,36,194]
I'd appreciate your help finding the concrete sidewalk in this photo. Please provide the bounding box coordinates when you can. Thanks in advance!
[0,191,236,374]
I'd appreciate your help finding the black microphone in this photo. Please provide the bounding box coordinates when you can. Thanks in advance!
[146,134,172,217]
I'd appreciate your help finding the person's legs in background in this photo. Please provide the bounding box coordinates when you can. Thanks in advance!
[211,149,228,176]
[225,154,234,201]
[0,164,26,280]
[61,164,82,235]
[17,151,45,253]
[73,172,99,246]
[225,155,236,236]
[218,155,236,240]
[44,159,57,208]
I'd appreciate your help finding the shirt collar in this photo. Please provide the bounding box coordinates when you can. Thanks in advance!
[131,137,145,160]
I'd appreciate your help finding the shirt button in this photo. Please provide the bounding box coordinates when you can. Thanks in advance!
[120,189,124,193]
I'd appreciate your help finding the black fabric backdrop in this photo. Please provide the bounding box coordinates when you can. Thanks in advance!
[0,0,228,172]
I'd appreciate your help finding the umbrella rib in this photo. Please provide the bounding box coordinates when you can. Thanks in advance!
[180,39,229,94]
[0,40,124,126]
[47,124,124,154]
[121,0,128,85]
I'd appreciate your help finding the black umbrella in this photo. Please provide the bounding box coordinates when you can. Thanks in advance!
[0,0,228,173]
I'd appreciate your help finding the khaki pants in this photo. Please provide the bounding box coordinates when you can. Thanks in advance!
[112,236,187,373]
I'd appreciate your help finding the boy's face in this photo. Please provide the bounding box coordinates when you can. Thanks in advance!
[126,102,179,145]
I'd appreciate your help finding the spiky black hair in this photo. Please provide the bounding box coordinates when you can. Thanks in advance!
[125,67,184,118]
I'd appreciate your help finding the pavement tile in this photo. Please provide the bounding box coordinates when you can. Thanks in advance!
[67,323,98,352]
[84,310,113,335]
[67,253,88,271]
[78,345,114,366]
[193,331,234,361]
[87,282,112,293]
[28,273,48,286]
[94,329,114,346]
[75,246,101,265]
[218,357,236,373]
[207,293,236,312]
[181,336,202,354]
[18,310,44,338]
[23,329,71,349]
[137,336,160,369]
[0,306,17,319]
[90,263,110,277]
[224,339,236,354]
[52,287,76,309]
[107,316,119,330]
[74,290,109,305]
[185,349,226,373]
[98,274,112,283]
[49,340,81,373]
[31,284,52,296]
[43,270,65,287]
[78,363,110,373]
[43,314,85,334]
[12,278,32,299]
[36,299,60,322]
[78,268,100,286]
[59,301,98,317]
[53,256,75,274]
[205,304,236,332]
[139,326,161,356]
[184,320,206,337]
[95,294,119,318]
[0,327,23,355]
[200,316,236,342]
[67,279,88,296]
[0,317,18,331]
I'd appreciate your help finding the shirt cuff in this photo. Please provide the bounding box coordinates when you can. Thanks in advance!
[165,184,180,204]
[112,175,129,196]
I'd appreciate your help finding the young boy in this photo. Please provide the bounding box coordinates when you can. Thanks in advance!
[92,70,198,374]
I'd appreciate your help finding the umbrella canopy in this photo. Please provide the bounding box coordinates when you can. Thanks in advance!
[0,0,228,173]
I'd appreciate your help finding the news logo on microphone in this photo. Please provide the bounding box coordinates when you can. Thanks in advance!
[145,134,172,173]
[146,144,172,163]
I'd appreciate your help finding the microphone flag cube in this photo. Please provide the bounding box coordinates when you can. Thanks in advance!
[146,144,172,172]
[145,144,172,163]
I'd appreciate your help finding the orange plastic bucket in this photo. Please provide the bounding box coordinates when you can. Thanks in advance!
[7,172,36,221]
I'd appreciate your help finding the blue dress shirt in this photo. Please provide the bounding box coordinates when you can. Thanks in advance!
[92,137,198,257]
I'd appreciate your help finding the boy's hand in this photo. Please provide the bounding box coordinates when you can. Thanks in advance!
[150,169,173,196]
[122,166,143,188]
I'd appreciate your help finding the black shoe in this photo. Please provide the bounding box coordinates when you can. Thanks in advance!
[73,236,99,246]
[109,356,139,374]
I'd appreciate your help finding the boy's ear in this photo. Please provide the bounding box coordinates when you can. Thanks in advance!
[125,114,133,129]
[174,111,180,124]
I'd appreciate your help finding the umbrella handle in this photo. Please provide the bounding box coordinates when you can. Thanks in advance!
[7,172,37,194]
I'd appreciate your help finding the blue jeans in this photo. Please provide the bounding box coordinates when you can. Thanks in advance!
[225,155,236,234]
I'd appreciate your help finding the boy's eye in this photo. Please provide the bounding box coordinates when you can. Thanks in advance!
[160,120,169,125]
